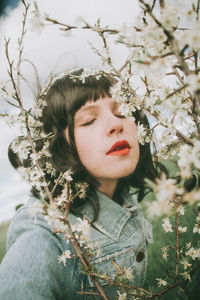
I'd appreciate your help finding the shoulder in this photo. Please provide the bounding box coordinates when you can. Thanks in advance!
[0,197,77,299]
[7,198,65,250]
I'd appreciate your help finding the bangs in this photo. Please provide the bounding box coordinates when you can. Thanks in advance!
[43,72,114,134]
[67,75,113,115]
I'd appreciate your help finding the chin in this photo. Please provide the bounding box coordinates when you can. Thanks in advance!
[115,166,137,179]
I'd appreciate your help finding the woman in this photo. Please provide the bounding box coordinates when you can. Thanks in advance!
[0,70,157,299]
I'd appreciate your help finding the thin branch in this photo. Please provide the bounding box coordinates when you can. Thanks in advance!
[172,66,184,84]
[25,115,54,203]
[77,291,100,296]
[45,17,119,34]
[104,58,195,146]
[1,98,21,109]
[165,84,188,99]
[0,113,9,117]
[176,129,194,146]
[140,0,190,76]
[83,270,150,297]
[16,0,30,98]
[196,0,200,21]
[194,51,198,74]
[139,0,173,42]
[50,173,63,196]
[5,39,23,109]
[151,0,157,11]
[64,217,109,300]
[175,213,180,277]
[119,58,130,73]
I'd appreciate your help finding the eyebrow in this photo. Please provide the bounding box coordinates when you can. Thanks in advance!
[78,104,98,114]
[74,104,98,124]
[77,100,118,115]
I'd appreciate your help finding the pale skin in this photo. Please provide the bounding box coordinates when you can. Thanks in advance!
[65,97,139,199]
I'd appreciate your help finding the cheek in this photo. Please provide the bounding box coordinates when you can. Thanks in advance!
[74,130,94,163]
[65,127,89,163]
[127,121,138,142]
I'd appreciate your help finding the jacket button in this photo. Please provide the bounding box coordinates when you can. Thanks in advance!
[136,251,144,262]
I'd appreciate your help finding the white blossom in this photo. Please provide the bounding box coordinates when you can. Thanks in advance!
[30,9,45,34]
[58,250,72,266]
[75,182,88,199]
[192,140,200,169]
[136,123,151,145]
[156,278,168,287]
[162,246,169,261]
[186,242,192,249]
[55,187,69,206]
[193,214,200,234]
[160,5,180,31]
[181,259,192,270]
[75,217,91,241]
[147,174,184,218]
[29,200,44,224]
[63,170,73,182]
[178,226,187,233]
[159,126,177,147]
[162,218,173,233]
[117,291,127,300]
[46,162,57,177]
[156,175,183,203]
[4,114,19,127]
[44,202,66,232]
[178,144,192,178]
[125,268,133,281]
[181,271,191,282]
[176,205,185,216]
[183,190,200,206]
[11,139,31,162]
[186,247,200,260]
[118,102,134,119]
[186,74,200,93]
[180,25,200,51]
[193,224,200,234]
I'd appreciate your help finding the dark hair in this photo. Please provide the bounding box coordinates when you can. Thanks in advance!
[8,70,158,221]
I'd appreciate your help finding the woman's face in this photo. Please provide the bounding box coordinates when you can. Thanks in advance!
[65,97,139,197]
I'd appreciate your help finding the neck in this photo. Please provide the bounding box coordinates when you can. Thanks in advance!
[97,178,118,199]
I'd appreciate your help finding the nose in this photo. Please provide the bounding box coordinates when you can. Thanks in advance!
[107,116,124,136]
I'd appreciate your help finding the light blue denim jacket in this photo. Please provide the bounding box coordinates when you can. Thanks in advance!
[0,188,153,299]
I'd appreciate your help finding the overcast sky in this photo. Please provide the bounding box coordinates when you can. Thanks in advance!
[0,0,139,222]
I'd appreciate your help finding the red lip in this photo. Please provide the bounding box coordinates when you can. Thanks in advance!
[106,140,131,156]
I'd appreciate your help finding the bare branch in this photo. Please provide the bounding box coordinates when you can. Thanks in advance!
[151,0,157,11]
[45,17,119,35]
[16,0,30,97]
[175,213,180,277]
[196,0,200,21]
[64,217,109,300]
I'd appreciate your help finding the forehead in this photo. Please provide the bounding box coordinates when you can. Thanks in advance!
[76,97,118,114]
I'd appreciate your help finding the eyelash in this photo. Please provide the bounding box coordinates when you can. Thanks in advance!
[82,119,96,126]
[81,114,125,126]
[116,114,126,119]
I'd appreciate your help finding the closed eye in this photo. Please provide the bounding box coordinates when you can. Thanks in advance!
[81,119,96,126]
[115,114,126,119]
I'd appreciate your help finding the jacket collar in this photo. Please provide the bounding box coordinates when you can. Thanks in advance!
[81,187,139,241]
